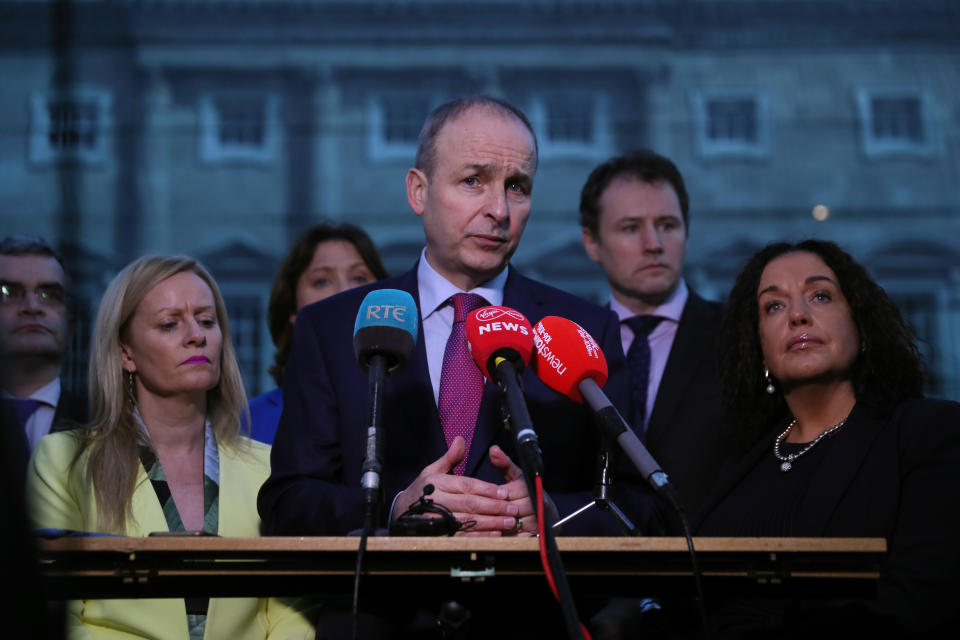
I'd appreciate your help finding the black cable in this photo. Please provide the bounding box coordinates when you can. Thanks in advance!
[349,506,373,640]
[662,487,709,639]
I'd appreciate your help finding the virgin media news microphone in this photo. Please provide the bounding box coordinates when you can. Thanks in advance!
[531,315,678,501]
[353,289,418,516]
[464,306,543,475]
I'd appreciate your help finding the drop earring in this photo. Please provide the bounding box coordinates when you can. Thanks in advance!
[126,371,137,404]
[764,368,775,395]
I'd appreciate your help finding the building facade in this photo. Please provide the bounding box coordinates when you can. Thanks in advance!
[2,0,958,398]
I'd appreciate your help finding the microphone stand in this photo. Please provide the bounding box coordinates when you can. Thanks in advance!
[552,434,639,536]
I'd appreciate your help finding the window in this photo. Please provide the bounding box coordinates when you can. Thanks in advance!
[199,92,279,163]
[857,89,935,157]
[694,90,769,158]
[224,294,264,397]
[29,88,111,164]
[368,92,434,161]
[528,93,611,158]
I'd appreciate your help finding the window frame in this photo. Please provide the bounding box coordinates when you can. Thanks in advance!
[527,92,612,160]
[198,91,280,165]
[856,87,936,158]
[366,91,437,162]
[693,89,770,159]
[29,87,112,165]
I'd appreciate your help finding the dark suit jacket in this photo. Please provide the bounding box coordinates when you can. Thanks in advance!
[0,385,86,477]
[258,265,661,537]
[644,290,725,516]
[695,398,960,637]
[51,388,87,435]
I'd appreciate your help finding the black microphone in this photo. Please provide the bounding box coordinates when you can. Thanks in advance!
[530,315,679,502]
[353,289,419,520]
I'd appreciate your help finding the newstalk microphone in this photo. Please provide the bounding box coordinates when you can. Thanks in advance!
[530,315,679,503]
[533,318,707,631]
[353,289,418,520]
[464,306,543,476]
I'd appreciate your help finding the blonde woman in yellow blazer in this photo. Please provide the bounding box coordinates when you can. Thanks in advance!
[28,430,313,640]
[26,256,314,640]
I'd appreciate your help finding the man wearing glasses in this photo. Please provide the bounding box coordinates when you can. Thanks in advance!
[0,235,86,466]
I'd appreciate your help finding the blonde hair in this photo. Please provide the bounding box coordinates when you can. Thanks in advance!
[78,255,249,533]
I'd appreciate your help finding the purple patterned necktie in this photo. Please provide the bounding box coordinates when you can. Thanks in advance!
[438,293,487,475]
[624,315,663,441]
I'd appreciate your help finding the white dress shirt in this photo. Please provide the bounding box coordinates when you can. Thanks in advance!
[416,249,507,404]
[612,279,689,426]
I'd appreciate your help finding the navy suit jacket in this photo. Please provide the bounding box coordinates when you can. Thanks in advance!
[644,290,726,516]
[258,264,661,536]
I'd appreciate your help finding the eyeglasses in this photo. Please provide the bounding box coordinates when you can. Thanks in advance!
[0,282,67,307]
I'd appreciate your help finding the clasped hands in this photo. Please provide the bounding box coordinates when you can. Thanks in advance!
[392,436,556,536]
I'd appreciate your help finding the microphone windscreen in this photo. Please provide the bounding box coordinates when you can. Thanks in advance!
[465,306,534,382]
[353,289,418,372]
[531,316,608,403]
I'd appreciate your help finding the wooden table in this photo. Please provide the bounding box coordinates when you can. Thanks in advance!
[37,536,885,600]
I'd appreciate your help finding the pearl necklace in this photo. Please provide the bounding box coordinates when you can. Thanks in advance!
[773,417,846,472]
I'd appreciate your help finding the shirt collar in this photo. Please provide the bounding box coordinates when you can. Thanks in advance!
[417,248,507,319]
[611,278,688,324]
[1,376,61,408]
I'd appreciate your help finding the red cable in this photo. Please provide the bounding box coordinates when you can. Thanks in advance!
[535,476,593,640]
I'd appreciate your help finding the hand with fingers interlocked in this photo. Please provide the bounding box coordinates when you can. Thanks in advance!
[391,437,556,536]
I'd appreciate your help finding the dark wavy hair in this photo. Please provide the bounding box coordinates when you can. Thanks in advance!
[579,149,689,236]
[718,239,924,447]
[267,223,388,386]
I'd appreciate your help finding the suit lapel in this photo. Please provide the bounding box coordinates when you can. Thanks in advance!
[389,267,450,465]
[128,464,172,535]
[645,294,713,449]
[793,404,887,536]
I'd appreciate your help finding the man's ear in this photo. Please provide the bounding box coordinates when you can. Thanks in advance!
[406,168,428,217]
[581,227,601,263]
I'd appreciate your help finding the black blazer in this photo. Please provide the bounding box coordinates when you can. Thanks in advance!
[644,290,725,516]
[50,388,87,434]
[258,264,661,537]
[696,398,960,637]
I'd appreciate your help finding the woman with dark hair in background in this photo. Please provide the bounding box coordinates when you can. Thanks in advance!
[248,224,388,444]
[26,255,314,639]
[693,239,960,638]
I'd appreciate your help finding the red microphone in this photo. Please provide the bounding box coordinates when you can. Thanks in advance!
[531,315,608,403]
[465,306,542,475]
[530,316,677,501]
[465,305,533,381]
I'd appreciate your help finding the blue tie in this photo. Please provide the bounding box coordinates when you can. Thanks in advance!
[623,316,663,440]
[10,397,44,427]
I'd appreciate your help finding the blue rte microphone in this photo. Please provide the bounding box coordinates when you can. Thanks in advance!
[352,289,419,535]
[353,288,418,373]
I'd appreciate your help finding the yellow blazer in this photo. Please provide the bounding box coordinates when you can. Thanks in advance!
[27,431,315,640]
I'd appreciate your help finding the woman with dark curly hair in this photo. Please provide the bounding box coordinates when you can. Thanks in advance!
[694,239,960,638]
[248,224,387,444]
